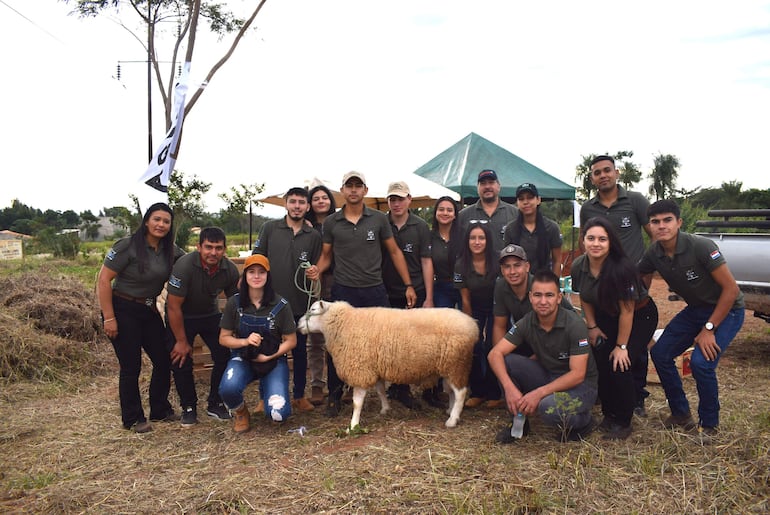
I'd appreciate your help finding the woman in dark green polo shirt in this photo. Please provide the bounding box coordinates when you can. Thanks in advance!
[571,217,658,440]
[97,202,184,433]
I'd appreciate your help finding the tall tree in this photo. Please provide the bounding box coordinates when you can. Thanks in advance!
[64,0,269,130]
[167,169,211,243]
[648,153,681,200]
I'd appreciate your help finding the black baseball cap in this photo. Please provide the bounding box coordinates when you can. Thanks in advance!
[477,169,498,182]
[516,183,539,197]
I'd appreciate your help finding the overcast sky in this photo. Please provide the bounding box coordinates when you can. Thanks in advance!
[2,0,769,218]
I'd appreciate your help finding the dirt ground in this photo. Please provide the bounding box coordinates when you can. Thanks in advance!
[1,276,769,513]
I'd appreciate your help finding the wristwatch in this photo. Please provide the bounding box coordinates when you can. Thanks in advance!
[704,321,715,331]
[617,344,628,351]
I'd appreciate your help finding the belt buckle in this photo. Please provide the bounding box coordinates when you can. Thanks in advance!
[144,298,154,307]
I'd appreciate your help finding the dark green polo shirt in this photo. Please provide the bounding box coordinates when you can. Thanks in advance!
[457,200,519,255]
[166,251,240,318]
[493,274,575,321]
[322,206,394,288]
[254,218,322,315]
[430,231,457,283]
[570,254,648,308]
[504,307,597,388]
[453,259,497,310]
[383,212,432,296]
[580,186,649,263]
[503,215,563,272]
[104,237,185,297]
[220,295,296,338]
[638,231,744,309]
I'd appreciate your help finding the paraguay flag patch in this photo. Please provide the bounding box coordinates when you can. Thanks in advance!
[710,249,721,260]
[578,338,589,347]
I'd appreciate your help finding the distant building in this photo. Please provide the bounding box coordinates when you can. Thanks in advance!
[0,229,32,240]
[78,216,129,241]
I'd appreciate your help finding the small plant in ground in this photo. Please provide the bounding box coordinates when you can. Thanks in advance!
[545,391,584,441]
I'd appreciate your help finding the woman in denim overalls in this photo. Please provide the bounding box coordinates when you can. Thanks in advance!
[218,254,297,433]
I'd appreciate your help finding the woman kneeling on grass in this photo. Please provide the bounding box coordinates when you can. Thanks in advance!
[218,254,297,433]
[570,217,658,440]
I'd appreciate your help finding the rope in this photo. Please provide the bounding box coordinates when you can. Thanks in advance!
[294,261,322,319]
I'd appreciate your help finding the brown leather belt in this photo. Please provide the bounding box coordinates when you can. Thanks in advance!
[113,290,157,308]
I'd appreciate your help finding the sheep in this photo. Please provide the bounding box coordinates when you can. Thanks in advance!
[297,300,478,429]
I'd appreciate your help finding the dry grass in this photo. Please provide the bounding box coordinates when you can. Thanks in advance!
[0,268,769,513]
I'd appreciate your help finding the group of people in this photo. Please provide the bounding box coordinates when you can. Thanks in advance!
[99,156,744,443]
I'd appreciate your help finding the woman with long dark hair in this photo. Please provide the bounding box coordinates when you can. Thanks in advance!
[430,196,462,309]
[571,217,658,439]
[503,183,563,275]
[454,221,501,408]
[218,254,297,433]
[97,202,184,432]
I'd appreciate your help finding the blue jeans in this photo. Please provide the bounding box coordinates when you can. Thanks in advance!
[650,305,744,428]
[219,354,291,422]
[433,280,460,308]
[469,304,499,400]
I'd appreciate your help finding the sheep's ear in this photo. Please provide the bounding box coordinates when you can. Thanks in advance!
[318,300,325,310]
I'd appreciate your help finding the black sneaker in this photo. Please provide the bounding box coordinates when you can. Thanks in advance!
[389,384,422,410]
[207,403,232,421]
[602,423,632,440]
[149,410,180,422]
[421,388,448,409]
[664,412,697,431]
[634,399,647,418]
[495,418,530,444]
[597,416,616,433]
[325,399,341,418]
[181,407,198,427]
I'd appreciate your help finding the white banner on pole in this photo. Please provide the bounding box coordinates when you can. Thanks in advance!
[139,62,191,192]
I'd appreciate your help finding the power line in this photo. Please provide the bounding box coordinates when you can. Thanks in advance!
[0,0,65,44]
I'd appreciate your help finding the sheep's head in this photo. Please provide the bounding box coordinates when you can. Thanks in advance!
[297,300,331,334]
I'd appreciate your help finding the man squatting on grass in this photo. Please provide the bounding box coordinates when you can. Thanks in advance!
[487,269,599,442]
[638,199,744,435]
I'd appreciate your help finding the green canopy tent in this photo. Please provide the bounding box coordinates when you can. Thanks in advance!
[413,132,575,204]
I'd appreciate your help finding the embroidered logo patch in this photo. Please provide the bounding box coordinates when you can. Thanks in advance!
[710,249,721,260]
[168,274,182,289]
[366,230,375,241]
[106,248,117,261]
[403,243,414,253]
[578,338,589,347]
[507,324,517,336]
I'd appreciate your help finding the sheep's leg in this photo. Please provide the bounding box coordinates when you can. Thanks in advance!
[445,382,467,428]
[444,380,455,417]
[349,386,368,429]
[374,380,390,415]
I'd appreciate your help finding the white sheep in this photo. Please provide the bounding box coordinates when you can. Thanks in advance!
[297,300,478,429]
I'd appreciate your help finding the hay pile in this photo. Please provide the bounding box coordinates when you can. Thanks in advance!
[0,271,110,383]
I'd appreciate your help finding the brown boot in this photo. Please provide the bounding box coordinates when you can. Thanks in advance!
[232,404,250,434]
[254,399,264,413]
[293,397,315,412]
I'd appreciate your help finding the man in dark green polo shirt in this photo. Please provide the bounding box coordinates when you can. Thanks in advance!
[457,169,519,255]
[580,154,653,416]
[491,244,573,356]
[253,187,322,413]
[639,199,744,436]
[166,227,240,426]
[382,180,434,409]
[488,270,598,443]
[306,171,416,417]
